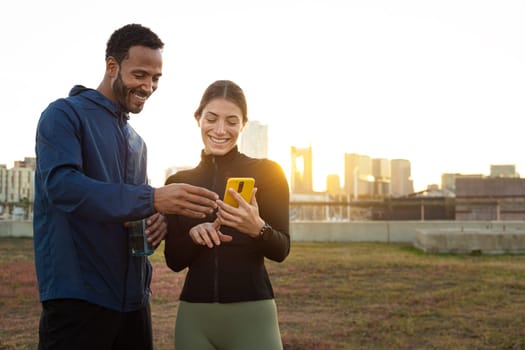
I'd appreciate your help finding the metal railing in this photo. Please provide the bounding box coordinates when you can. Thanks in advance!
[290,197,525,222]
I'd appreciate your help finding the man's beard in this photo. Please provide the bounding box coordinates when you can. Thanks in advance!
[112,72,130,113]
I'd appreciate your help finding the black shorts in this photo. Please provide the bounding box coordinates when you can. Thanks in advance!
[38,299,152,350]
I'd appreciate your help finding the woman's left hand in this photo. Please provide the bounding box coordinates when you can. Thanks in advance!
[216,188,265,238]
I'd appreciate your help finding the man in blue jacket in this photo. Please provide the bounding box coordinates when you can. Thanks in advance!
[33,24,218,350]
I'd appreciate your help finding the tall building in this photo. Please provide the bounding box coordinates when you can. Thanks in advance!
[0,164,7,204]
[390,159,413,196]
[7,166,34,203]
[0,158,36,218]
[344,153,372,199]
[239,120,268,159]
[14,157,36,169]
[291,145,313,194]
[441,173,458,193]
[9,158,36,203]
[372,158,390,197]
[326,174,341,198]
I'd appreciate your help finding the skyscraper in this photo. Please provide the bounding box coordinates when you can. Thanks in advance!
[0,158,36,218]
[0,164,6,204]
[291,145,313,194]
[441,173,458,193]
[390,159,414,196]
[239,120,268,159]
[372,158,390,197]
[326,174,341,198]
[344,153,372,199]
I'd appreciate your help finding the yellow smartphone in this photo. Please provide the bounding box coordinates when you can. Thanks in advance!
[223,177,255,207]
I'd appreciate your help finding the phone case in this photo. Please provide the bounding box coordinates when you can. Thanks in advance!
[223,177,255,207]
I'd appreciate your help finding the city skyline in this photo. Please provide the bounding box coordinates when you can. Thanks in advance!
[1,148,519,196]
[1,1,524,193]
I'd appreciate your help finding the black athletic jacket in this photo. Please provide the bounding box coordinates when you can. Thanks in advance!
[164,147,290,303]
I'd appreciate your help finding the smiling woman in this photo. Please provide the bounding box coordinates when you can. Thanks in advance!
[163,79,291,350]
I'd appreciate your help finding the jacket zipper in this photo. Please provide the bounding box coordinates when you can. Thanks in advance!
[211,157,219,302]
[121,116,129,311]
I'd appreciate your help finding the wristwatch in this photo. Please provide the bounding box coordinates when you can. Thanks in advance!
[258,222,273,241]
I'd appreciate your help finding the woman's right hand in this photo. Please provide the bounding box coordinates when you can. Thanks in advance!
[189,220,233,248]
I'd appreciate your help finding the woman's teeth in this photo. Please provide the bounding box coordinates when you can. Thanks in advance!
[211,137,228,144]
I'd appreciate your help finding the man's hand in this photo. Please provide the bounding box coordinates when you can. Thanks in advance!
[153,183,218,218]
[144,212,167,247]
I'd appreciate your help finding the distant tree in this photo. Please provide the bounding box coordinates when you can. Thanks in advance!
[18,197,30,220]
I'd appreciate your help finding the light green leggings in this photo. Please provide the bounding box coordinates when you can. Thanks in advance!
[175,299,283,350]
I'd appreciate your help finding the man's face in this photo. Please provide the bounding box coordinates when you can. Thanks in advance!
[111,46,163,114]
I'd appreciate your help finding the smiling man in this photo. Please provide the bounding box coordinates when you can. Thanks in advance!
[33,24,219,350]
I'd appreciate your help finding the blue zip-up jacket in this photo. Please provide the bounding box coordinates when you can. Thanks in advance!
[33,85,157,312]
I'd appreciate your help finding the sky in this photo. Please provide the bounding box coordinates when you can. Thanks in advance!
[1,0,524,192]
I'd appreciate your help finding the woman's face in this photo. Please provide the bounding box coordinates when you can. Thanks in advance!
[198,98,244,156]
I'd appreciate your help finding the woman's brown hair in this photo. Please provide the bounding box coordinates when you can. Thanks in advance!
[194,80,248,125]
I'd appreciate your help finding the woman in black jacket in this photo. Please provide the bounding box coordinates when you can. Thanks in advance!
[164,80,290,350]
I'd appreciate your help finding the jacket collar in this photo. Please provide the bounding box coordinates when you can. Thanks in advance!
[69,85,129,122]
[200,146,240,168]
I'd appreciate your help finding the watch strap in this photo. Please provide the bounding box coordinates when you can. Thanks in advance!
[258,222,272,240]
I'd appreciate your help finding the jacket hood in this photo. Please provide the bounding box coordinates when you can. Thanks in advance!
[69,85,129,121]
[69,84,90,96]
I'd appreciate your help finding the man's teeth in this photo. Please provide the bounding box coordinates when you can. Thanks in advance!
[133,92,147,101]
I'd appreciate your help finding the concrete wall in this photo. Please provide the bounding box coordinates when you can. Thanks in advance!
[290,220,525,242]
[3,220,525,243]
[0,221,33,237]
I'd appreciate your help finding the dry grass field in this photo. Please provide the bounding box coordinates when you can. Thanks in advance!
[1,237,525,349]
